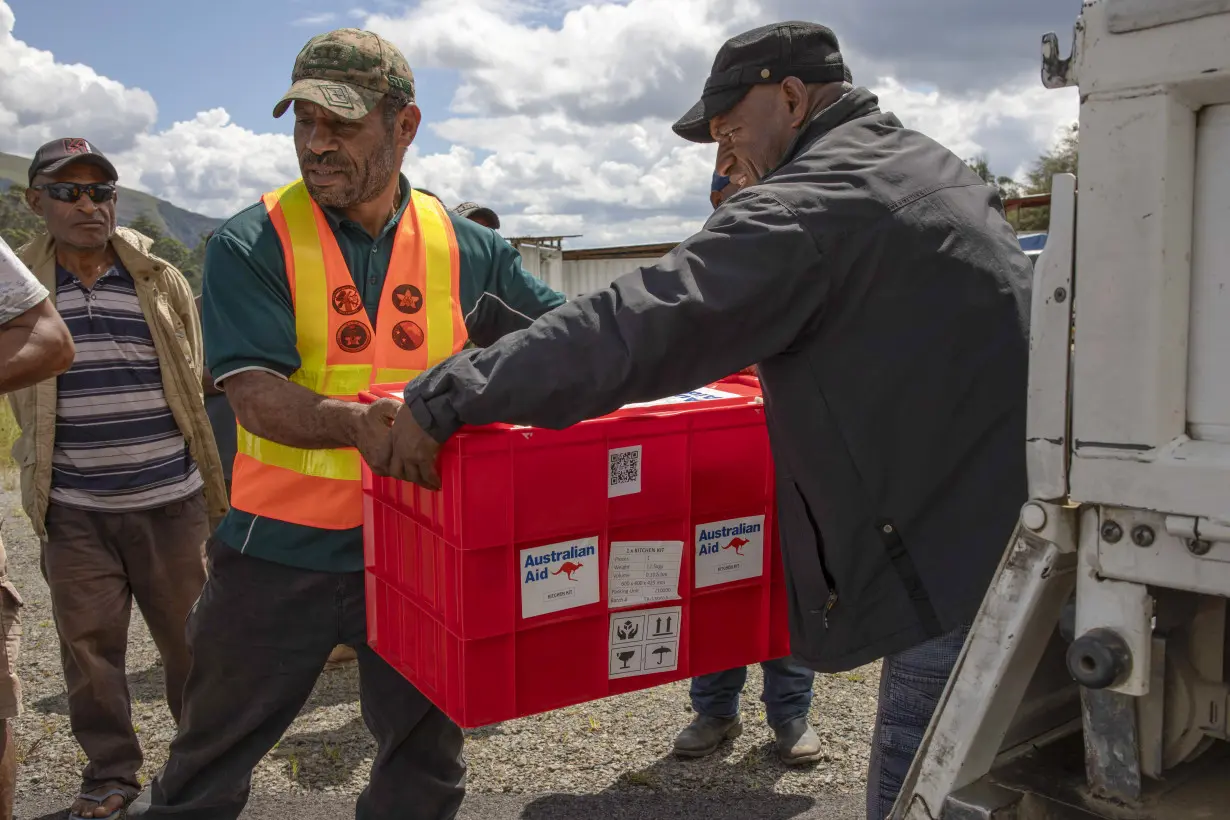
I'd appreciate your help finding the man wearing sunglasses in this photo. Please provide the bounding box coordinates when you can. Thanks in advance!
[9,138,227,820]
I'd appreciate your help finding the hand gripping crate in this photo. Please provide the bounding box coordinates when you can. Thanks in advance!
[360,377,789,728]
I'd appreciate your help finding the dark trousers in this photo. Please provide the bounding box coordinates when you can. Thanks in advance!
[130,539,466,820]
[866,625,970,820]
[42,493,209,794]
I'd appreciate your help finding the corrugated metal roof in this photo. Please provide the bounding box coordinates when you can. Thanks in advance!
[563,242,679,261]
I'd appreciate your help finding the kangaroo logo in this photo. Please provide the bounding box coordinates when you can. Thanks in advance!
[723,537,750,556]
[551,561,584,581]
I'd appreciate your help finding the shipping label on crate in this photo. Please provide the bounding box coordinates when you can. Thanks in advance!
[609,605,681,679]
[621,386,740,410]
[694,516,765,589]
[520,537,600,619]
[608,541,683,607]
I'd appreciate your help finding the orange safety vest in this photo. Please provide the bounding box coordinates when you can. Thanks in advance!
[230,180,469,530]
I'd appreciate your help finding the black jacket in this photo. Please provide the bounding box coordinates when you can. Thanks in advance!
[404,88,1032,672]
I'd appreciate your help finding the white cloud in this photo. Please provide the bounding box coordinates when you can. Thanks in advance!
[0,1,157,155]
[369,0,760,123]
[363,0,1077,243]
[0,0,1078,248]
[293,12,340,27]
[110,110,299,218]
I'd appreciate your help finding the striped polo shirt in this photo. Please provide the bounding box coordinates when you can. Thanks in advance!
[52,261,202,511]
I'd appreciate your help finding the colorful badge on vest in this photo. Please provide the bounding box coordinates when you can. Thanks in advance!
[337,320,371,352]
[392,284,423,314]
[392,321,425,351]
[331,285,362,315]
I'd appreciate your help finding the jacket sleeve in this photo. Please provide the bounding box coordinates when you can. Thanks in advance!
[164,266,204,386]
[465,230,567,348]
[404,191,827,441]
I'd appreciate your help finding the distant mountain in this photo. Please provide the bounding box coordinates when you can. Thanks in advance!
[0,151,223,247]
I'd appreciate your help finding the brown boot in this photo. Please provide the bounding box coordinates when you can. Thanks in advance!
[325,644,357,668]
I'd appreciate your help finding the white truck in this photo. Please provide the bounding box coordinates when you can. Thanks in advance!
[892,2,1230,817]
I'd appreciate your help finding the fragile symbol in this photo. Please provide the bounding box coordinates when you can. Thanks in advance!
[551,561,584,581]
[651,645,673,665]
[653,615,673,636]
[724,537,750,556]
[616,650,636,670]
[617,620,639,640]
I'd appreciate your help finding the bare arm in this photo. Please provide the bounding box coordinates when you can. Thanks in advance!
[223,370,401,472]
[0,298,75,394]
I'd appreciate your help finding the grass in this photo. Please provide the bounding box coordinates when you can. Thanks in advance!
[0,401,16,464]
[0,402,17,493]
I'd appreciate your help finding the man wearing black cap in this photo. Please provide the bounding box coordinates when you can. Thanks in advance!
[454,201,501,231]
[10,138,227,820]
[387,21,1031,818]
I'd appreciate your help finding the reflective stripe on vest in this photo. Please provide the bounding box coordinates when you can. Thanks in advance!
[230,179,468,530]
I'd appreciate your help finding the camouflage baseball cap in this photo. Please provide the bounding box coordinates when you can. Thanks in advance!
[273,28,416,121]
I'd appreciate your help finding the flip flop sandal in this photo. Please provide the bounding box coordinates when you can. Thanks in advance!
[69,788,132,820]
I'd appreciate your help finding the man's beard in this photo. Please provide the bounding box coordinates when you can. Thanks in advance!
[301,137,398,209]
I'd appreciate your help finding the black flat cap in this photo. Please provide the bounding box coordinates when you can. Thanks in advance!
[28,137,119,184]
[673,21,849,144]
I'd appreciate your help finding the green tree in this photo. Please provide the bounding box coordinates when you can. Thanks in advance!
[1024,123,1079,195]
[182,231,211,296]
[126,211,165,242]
[125,210,195,287]
[965,155,1023,203]
[0,185,45,250]
[1013,124,1079,232]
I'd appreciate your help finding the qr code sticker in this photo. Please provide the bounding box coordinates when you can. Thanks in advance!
[608,445,642,498]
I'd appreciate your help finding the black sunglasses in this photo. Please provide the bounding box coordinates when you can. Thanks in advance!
[32,182,117,204]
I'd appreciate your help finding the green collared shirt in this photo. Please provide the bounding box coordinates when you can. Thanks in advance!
[201,176,565,572]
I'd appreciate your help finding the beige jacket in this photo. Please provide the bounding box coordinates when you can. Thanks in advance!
[7,228,228,537]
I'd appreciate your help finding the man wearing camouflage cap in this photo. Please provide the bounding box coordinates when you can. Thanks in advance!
[130,28,565,820]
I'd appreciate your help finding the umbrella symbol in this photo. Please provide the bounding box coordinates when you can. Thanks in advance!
[617,650,636,670]
[651,645,673,666]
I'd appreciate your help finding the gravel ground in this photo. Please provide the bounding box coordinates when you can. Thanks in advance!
[2,481,880,817]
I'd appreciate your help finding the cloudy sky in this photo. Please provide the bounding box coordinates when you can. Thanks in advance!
[1,0,1081,247]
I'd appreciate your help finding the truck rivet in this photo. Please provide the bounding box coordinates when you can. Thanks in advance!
[1022,504,1047,532]
[1130,525,1155,547]
[1054,287,1067,303]
[1101,521,1123,543]
[1188,538,1212,556]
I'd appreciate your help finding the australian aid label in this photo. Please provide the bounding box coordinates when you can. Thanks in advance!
[694,516,765,589]
[520,537,600,619]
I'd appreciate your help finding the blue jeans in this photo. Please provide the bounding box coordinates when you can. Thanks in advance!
[689,657,815,728]
[867,625,970,820]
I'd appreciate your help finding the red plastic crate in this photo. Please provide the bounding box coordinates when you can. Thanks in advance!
[360,379,790,728]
